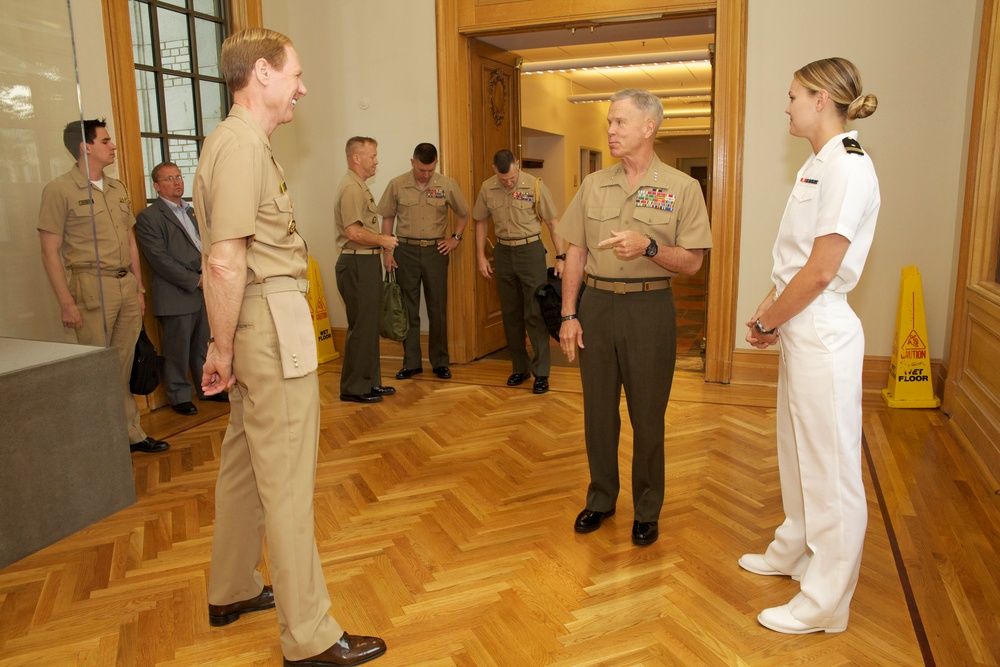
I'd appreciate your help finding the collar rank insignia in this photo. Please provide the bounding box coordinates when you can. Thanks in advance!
[842,137,865,156]
[635,187,674,212]
[426,187,446,199]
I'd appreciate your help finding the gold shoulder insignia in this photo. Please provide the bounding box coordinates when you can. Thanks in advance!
[842,137,865,156]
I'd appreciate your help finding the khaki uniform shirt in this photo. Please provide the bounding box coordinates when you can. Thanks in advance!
[335,170,380,250]
[377,171,470,239]
[472,171,558,239]
[192,104,307,283]
[557,156,713,279]
[37,167,134,271]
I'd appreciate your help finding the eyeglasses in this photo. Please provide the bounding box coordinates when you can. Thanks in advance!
[157,175,184,182]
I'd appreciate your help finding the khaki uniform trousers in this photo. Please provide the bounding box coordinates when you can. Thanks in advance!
[763,294,867,629]
[71,269,146,444]
[493,240,550,377]
[208,290,344,661]
[394,243,449,369]
[335,253,383,395]
[577,283,676,522]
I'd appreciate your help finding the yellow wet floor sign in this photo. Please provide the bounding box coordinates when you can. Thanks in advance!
[307,255,339,363]
[882,265,940,408]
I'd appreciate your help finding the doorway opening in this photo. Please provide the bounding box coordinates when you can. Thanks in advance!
[476,13,715,369]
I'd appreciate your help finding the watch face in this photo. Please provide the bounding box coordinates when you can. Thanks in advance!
[645,238,658,257]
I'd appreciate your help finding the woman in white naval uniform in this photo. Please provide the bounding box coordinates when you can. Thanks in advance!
[740,57,880,634]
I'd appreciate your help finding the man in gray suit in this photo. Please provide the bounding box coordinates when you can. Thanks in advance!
[136,161,227,415]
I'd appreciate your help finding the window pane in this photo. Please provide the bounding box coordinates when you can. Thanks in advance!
[200,81,225,136]
[141,137,164,197]
[163,74,196,135]
[160,0,187,9]
[194,18,222,77]
[193,0,222,17]
[135,69,160,133]
[157,7,191,73]
[130,0,153,66]
[168,138,198,178]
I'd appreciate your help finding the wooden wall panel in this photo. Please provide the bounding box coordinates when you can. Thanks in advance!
[457,0,715,33]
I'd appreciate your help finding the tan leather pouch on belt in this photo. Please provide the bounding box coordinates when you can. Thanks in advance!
[265,290,318,378]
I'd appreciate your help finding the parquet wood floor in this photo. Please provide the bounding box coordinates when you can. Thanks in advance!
[1,358,997,666]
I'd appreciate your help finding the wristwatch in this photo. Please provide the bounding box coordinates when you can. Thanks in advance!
[452,233,462,241]
[555,253,567,260]
[754,318,777,335]
[644,236,658,257]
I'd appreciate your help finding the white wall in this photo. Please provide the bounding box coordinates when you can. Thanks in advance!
[739,0,980,361]
[264,0,440,329]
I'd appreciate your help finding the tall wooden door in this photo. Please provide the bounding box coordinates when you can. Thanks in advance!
[470,39,520,358]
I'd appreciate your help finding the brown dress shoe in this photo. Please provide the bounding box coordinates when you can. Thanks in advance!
[283,632,387,666]
[208,585,275,627]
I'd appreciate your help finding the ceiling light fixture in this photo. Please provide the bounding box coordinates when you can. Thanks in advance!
[567,87,712,104]
[521,49,711,75]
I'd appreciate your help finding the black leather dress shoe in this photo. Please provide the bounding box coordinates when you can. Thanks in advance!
[574,508,615,533]
[199,392,229,403]
[283,632,387,666]
[395,367,423,380]
[370,385,395,396]
[632,520,659,546]
[433,366,451,379]
[129,437,170,453]
[532,376,549,394]
[506,372,531,386]
[172,401,198,415]
[208,585,275,627]
[340,393,382,403]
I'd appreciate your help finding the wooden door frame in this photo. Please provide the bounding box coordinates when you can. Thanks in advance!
[435,0,747,383]
[942,0,1000,481]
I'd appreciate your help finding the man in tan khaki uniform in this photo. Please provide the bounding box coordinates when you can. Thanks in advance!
[558,89,713,548]
[473,149,564,394]
[334,136,398,403]
[378,143,470,380]
[37,118,169,454]
[193,28,385,666]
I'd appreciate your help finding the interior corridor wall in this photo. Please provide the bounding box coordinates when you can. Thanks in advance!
[264,0,440,330]
[738,0,980,361]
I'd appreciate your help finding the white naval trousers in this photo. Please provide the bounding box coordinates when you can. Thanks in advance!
[763,292,868,629]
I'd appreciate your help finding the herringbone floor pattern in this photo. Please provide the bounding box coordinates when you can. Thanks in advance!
[1,359,997,666]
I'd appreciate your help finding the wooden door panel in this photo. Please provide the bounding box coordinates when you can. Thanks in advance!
[470,39,520,358]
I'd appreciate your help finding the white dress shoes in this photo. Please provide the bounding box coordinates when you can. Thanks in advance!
[757,604,846,634]
[738,553,801,581]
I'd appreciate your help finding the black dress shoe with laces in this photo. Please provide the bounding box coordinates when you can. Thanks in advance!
[172,401,198,415]
[506,372,531,386]
[433,366,451,379]
[370,385,395,396]
[129,437,170,453]
[632,520,659,546]
[208,585,275,627]
[395,367,423,380]
[283,632,387,666]
[574,508,615,533]
[340,393,382,403]
[532,376,549,394]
